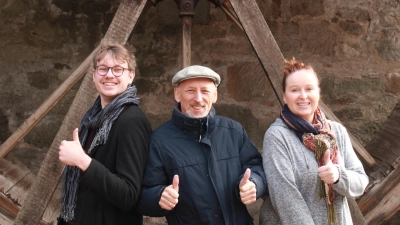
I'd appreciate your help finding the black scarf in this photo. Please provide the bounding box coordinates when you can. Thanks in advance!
[60,85,140,222]
[280,104,321,141]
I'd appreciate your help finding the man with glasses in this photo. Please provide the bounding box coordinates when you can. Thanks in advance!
[57,43,151,225]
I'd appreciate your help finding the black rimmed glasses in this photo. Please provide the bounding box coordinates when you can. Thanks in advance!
[95,66,130,77]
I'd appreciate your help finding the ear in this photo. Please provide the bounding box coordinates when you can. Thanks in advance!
[282,91,287,104]
[174,87,181,102]
[92,69,96,82]
[129,71,135,83]
[213,87,218,103]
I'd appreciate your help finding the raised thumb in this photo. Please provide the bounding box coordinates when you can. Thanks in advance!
[324,150,331,165]
[172,175,179,192]
[239,168,251,187]
[73,128,80,143]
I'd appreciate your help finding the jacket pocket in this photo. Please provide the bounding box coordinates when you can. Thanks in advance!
[165,156,204,170]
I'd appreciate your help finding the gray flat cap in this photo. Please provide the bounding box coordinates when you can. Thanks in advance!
[172,65,221,87]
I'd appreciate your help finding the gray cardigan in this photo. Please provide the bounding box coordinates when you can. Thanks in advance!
[259,118,368,225]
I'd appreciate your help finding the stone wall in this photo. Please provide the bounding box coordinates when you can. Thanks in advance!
[0,0,400,224]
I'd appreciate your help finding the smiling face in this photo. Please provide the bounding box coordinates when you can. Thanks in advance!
[92,53,134,108]
[174,78,217,118]
[283,68,320,123]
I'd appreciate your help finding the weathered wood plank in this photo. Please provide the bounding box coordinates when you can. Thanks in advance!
[13,1,148,224]
[366,99,400,167]
[182,16,191,68]
[41,180,62,223]
[228,0,376,168]
[0,155,35,206]
[358,165,400,224]
[0,192,51,225]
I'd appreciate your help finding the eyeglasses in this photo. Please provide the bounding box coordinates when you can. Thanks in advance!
[95,66,130,77]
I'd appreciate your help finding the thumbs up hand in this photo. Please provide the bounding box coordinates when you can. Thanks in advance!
[317,150,340,184]
[59,128,91,171]
[239,168,257,205]
[160,175,179,210]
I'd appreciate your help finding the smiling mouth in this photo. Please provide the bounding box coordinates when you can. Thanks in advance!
[192,105,204,110]
[103,83,116,86]
[297,103,310,106]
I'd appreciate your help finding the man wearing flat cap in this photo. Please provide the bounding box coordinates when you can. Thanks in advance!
[138,65,266,225]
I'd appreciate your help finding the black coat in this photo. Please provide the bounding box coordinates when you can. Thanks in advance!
[65,104,151,225]
[138,104,266,225]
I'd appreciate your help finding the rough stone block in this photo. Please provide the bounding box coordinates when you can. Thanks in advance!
[290,0,324,17]
[301,21,337,56]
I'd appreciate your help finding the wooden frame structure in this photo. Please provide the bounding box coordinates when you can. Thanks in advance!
[0,0,399,224]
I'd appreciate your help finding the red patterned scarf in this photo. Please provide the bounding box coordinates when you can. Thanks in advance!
[280,104,339,225]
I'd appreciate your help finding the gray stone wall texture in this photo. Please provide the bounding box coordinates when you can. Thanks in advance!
[0,0,400,224]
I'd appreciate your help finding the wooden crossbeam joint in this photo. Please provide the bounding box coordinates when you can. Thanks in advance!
[174,0,200,17]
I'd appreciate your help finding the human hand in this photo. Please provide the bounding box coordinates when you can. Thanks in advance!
[239,168,257,205]
[318,150,339,184]
[59,128,91,171]
[159,175,179,210]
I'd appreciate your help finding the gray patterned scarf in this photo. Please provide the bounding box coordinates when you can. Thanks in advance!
[60,85,140,222]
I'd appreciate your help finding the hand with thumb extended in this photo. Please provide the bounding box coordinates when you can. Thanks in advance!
[160,175,179,210]
[323,149,332,165]
[172,174,179,192]
[239,168,257,205]
[58,128,91,171]
[318,150,339,184]
[72,127,81,143]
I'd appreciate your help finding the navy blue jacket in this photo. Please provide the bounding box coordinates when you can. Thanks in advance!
[138,104,266,225]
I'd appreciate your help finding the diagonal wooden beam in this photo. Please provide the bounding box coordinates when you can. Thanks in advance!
[358,165,400,224]
[228,0,376,169]
[13,1,148,224]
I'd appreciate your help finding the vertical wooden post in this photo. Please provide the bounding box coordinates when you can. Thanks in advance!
[182,16,192,69]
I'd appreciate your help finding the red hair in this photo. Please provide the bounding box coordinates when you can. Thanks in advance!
[282,58,318,92]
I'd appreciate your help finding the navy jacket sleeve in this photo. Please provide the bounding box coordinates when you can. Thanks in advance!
[137,138,170,217]
[237,127,267,199]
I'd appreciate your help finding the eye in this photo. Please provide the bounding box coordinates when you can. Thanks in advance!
[113,67,124,74]
[98,66,108,73]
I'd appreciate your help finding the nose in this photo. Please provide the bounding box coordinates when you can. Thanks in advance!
[300,90,307,99]
[105,68,114,77]
[194,90,202,102]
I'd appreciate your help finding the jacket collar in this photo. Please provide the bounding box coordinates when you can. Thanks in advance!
[172,103,216,141]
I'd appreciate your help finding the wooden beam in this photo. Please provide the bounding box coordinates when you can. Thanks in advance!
[365,100,400,168]
[228,0,376,168]
[358,166,400,224]
[182,16,192,68]
[13,1,148,224]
